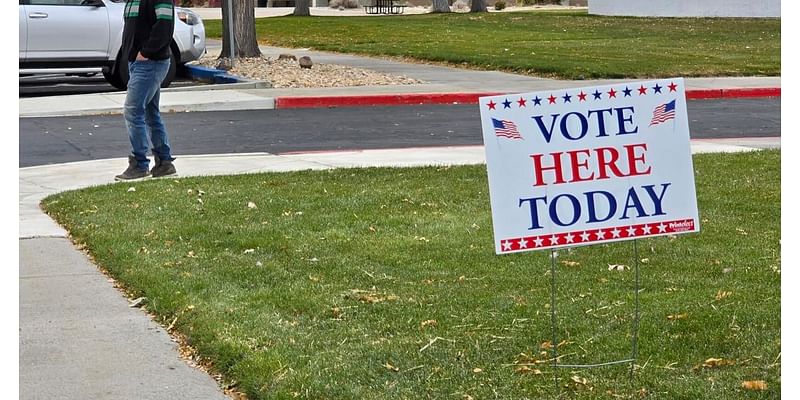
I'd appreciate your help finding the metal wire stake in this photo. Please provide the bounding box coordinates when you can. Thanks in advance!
[630,240,641,379]
[550,249,559,393]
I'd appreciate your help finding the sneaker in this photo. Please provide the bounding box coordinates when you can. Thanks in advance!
[115,156,150,181]
[151,155,177,178]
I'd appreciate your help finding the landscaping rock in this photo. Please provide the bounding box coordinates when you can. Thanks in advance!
[215,58,233,71]
[299,56,313,69]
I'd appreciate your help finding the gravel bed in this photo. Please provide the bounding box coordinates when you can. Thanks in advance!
[191,54,424,88]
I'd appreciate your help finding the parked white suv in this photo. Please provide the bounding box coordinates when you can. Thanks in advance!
[19,0,206,89]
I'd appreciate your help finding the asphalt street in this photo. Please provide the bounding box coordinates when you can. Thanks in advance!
[19,98,780,167]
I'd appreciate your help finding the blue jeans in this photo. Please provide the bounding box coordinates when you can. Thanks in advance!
[124,59,173,171]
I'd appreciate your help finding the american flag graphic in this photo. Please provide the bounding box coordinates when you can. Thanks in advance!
[492,118,523,139]
[650,100,676,126]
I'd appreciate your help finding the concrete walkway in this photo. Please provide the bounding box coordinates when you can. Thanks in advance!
[19,43,781,400]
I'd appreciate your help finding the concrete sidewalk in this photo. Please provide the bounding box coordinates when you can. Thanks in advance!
[19,43,781,400]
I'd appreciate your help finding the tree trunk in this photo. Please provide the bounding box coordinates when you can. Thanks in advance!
[431,0,451,13]
[293,0,311,16]
[470,0,486,12]
[221,0,262,59]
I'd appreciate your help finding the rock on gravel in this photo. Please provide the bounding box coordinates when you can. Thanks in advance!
[191,56,424,89]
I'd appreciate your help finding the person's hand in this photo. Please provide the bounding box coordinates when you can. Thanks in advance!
[136,52,148,61]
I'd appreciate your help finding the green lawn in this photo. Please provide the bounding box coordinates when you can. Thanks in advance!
[203,11,780,79]
[42,150,780,399]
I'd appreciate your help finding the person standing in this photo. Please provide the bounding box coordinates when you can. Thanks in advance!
[115,0,177,180]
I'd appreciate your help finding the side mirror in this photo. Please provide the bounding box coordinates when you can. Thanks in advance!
[83,0,105,7]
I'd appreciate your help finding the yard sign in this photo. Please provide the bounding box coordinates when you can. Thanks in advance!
[480,78,699,255]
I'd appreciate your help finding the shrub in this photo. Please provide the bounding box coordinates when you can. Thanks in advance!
[494,0,506,9]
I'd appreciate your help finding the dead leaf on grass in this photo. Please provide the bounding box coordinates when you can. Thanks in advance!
[129,297,146,308]
[540,340,571,350]
[608,264,627,272]
[741,380,768,390]
[561,260,581,267]
[420,319,437,329]
[347,289,399,304]
[715,290,733,301]
[570,375,592,389]
[667,313,689,321]
[694,357,736,370]
[514,352,538,364]
[384,362,399,372]
[515,366,543,375]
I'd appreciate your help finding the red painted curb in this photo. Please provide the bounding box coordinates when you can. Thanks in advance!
[274,93,501,109]
[685,87,781,99]
[275,87,779,109]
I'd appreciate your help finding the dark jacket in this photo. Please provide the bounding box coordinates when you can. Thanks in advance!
[121,0,175,62]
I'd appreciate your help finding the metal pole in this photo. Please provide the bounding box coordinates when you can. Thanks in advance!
[550,249,559,393]
[630,240,640,379]
[226,0,235,68]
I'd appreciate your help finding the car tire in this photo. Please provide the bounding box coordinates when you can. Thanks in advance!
[160,50,177,88]
[104,49,178,90]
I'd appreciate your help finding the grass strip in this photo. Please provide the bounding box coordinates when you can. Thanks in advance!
[203,11,780,79]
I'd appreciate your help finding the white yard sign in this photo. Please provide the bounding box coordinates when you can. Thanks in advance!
[480,79,699,254]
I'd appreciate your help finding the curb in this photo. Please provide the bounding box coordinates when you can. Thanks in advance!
[685,87,781,99]
[182,64,270,87]
[274,93,503,109]
[274,87,780,109]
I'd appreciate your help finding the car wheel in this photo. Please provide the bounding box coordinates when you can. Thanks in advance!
[160,50,178,88]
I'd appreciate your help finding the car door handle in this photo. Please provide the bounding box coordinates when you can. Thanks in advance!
[29,12,49,18]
